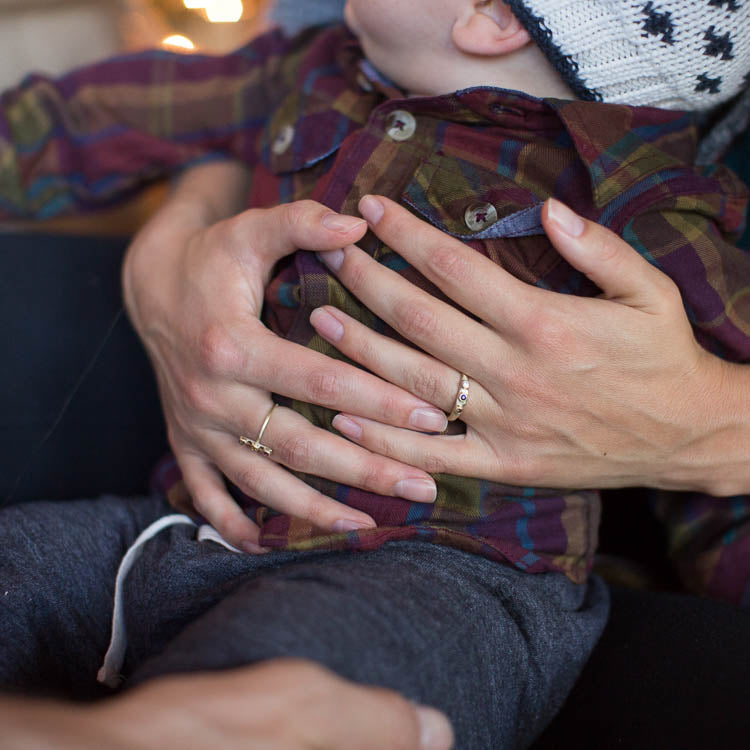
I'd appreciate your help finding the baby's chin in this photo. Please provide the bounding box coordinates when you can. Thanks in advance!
[343,2,359,35]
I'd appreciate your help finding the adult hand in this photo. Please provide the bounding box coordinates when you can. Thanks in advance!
[123,164,443,552]
[1,660,454,750]
[312,195,750,497]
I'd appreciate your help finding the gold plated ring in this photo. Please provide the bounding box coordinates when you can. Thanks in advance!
[239,403,278,457]
[447,373,470,422]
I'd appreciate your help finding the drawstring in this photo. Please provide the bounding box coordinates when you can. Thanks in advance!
[97,514,196,687]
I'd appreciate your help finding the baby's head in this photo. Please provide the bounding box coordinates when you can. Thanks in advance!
[345,0,750,111]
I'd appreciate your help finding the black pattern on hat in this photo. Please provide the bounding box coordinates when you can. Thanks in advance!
[696,73,723,93]
[704,26,735,59]
[708,0,741,11]
[642,2,676,44]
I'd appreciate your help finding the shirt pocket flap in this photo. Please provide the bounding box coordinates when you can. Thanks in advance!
[402,151,547,240]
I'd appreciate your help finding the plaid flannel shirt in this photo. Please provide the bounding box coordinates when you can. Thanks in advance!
[2,25,749,598]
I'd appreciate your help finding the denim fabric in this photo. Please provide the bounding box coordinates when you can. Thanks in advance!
[0,496,608,749]
[271,0,345,34]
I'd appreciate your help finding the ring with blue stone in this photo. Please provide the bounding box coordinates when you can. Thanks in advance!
[447,373,470,422]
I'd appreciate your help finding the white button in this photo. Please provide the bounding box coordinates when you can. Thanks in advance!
[464,203,498,232]
[272,124,295,155]
[386,110,416,141]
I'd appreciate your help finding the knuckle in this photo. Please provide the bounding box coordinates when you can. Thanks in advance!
[301,495,326,528]
[422,452,448,475]
[233,462,267,498]
[654,273,682,306]
[375,390,401,423]
[181,375,215,414]
[409,369,445,405]
[274,434,316,470]
[197,324,242,376]
[427,243,471,284]
[357,459,388,492]
[283,200,319,236]
[519,304,570,354]
[305,368,342,404]
[392,298,436,341]
[343,255,369,294]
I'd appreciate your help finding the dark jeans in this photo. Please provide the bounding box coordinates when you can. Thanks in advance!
[1,216,749,746]
[0,496,608,750]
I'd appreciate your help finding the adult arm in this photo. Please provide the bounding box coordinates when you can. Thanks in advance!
[313,196,750,497]
[0,660,453,750]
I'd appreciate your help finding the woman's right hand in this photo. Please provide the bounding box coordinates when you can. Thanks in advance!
[123,162,443,552]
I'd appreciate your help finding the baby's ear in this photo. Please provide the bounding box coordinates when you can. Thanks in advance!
[452,0,531,56]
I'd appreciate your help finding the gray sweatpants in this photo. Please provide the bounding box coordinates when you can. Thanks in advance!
[0,495,608,749]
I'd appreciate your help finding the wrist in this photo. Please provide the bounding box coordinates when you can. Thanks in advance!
[667,354,750,495]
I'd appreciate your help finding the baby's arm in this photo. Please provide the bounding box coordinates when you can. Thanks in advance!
[0,32,288,220]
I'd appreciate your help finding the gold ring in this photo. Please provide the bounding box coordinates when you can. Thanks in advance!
[239,403,278,457]
[447,374,470,422]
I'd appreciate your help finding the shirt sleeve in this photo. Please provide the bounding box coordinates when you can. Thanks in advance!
[652,489,750,609]
[0,33,289,220]
[621,199,750,364]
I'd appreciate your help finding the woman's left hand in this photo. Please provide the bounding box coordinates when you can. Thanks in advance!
[311,195,735,493]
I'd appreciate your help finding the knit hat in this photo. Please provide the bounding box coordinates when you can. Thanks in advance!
[505,0,750,111]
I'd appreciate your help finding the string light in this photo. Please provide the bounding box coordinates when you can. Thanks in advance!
[204,0,244,23]
[162,34,196,50]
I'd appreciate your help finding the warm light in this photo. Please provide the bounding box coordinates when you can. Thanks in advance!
[183,1,206,8]
[162,34,196,50]
[205,0,244,23]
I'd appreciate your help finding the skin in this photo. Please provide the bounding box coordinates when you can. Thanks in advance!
[0,660,454,750]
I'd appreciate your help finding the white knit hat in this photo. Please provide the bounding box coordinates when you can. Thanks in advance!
[506,0,750,110]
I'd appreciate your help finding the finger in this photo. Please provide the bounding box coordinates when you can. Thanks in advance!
[243,328,450,434]
[356,194,541,331]
[331,415,490,480]
[213,434,379,534]
[179,452,267,554]
[542,198,676,311]
[240,200,369,266]
[330,684,455,750]
[317,243,502,378]
[311,305,491,420]
[224,401,437,502]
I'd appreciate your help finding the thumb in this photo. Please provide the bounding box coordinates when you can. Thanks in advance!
[240,200,368,265]
[542,198,671,311]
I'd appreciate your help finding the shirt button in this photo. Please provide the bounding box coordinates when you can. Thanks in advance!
[386,110,416,141]
[272,124,295,155]
[464,202,498,232]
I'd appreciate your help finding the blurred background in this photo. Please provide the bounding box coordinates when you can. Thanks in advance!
[0,0,271,232]
[0,0,271,90]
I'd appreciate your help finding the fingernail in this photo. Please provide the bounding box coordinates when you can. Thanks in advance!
[241,541,271,555]
[547,199,585,238]
[409,408,448,433]
[316,249,345,272]
[310,308,344,343]
[416,706,454,750]
[332,414,363,439]
[394,478,437,503]
[359,195,385,225]
[322,213,366,233]
[333,518,375,533]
